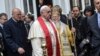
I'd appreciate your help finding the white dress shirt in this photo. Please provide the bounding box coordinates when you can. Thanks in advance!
[0,23,3,29]
[97,13,100,28]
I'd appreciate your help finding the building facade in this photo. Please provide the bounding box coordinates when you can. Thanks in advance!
[0,0,93,19]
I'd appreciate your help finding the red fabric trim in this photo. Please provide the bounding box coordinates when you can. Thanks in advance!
[38,17,60,56]
[49,20,60,56]
[38,17,53,56]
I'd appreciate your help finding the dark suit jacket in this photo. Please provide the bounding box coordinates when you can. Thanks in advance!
[87,13,100,56]
[3,18,32,56]
[60,14,68,25]
[0,26,4,52]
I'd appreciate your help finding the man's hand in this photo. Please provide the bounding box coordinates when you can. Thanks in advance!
[18,47,25,54]
[71,27,76,33]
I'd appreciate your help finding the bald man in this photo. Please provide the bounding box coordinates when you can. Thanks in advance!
[86,0,100,56]
[28,5,60,56]
[3,8,32,56]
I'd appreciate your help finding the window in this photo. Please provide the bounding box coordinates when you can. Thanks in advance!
[77,0,82,10]
[23,0,34,14]
[29,0,34,14]
[23,0,28,14]
[85,0,90,6]
[70,0,82,10]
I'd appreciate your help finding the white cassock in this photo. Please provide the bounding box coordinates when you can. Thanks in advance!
[28,18,57,56]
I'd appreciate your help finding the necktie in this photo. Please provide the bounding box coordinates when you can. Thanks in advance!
[17,21,21,27]
[25,23,30,33]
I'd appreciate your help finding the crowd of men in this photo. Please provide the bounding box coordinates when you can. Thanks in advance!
[0,0,100,56]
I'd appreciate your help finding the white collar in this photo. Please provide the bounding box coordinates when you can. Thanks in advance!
[12,18,17,22]
[0,23,3,28]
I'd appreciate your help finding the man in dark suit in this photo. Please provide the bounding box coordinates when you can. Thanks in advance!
[3,8,32,56]
[0,13,8,56]
[87,0,100,56]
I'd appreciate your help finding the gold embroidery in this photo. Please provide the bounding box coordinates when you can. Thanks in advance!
[56,22,73,56]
